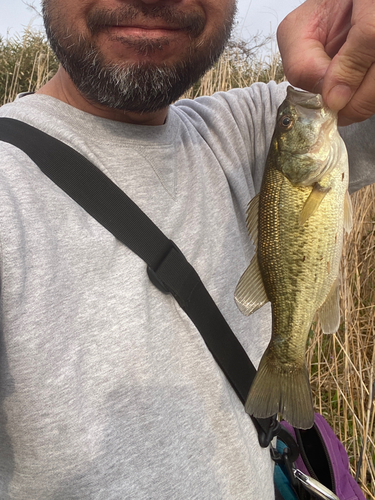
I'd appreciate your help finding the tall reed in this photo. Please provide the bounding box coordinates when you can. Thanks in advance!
[0,29,58,104]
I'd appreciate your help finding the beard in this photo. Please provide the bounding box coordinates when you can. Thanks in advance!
[42,2,236,113]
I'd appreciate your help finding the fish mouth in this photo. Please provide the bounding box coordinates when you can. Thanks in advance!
[286,86,324,110]
[287,86,337,145]
[285,86,336,125]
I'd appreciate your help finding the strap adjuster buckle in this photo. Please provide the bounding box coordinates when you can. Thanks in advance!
[147,241,184,295]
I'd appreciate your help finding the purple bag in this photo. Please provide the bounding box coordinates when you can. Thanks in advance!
[280,413,365,500]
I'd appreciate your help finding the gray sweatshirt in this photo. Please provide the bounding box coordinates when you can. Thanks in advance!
[0,81,373,499]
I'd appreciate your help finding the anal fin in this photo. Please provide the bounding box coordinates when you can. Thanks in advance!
[318,278,341,334]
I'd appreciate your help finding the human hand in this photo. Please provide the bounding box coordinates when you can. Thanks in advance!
[277,0,375,125]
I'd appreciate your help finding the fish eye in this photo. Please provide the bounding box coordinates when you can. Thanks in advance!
[279,115,294,129]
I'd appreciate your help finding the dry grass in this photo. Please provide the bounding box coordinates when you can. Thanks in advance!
[183,47,285,98]
[1,29,374,497]
[0,29,58,105]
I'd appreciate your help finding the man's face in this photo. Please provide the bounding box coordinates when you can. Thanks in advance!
[43,0,236,113]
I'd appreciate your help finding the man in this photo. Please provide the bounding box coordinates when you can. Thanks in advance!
[0,0,373,498]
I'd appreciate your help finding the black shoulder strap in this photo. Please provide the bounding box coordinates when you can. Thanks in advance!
[0,117,298,456]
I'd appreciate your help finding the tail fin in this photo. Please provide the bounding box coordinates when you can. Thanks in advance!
[246,352,314,429]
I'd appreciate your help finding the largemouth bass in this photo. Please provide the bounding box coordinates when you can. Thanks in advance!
[235,86,353,429]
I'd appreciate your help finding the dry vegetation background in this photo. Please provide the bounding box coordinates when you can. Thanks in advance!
[1,29,374,498]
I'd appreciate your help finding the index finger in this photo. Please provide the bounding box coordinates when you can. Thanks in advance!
[277,6,333,93]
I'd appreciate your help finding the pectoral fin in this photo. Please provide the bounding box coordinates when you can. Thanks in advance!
[246,194,259,245]
[299,183,331,225]
[344,191,353,233]
[235,255,269,316]
[318,278,340,334]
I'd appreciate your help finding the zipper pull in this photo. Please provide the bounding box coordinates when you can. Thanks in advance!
[293,469,339,500]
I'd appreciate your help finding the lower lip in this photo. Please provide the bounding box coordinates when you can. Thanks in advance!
[106,26,182,38]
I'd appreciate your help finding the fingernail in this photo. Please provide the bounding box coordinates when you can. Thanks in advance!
[325,84,353,112]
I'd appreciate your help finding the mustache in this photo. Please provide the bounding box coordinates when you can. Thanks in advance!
[87,5,206,38]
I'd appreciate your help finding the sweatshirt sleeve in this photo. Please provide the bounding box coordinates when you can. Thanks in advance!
[339,116,375,193]
[174,81,288,196]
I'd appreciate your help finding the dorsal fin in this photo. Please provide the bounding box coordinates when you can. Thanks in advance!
[246,194,259,245]
[235,254,269,316]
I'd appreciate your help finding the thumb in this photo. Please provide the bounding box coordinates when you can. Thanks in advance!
[322,21,375,114]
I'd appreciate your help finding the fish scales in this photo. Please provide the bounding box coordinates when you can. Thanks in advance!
[259,166,345,339]
[235,86,352,429]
